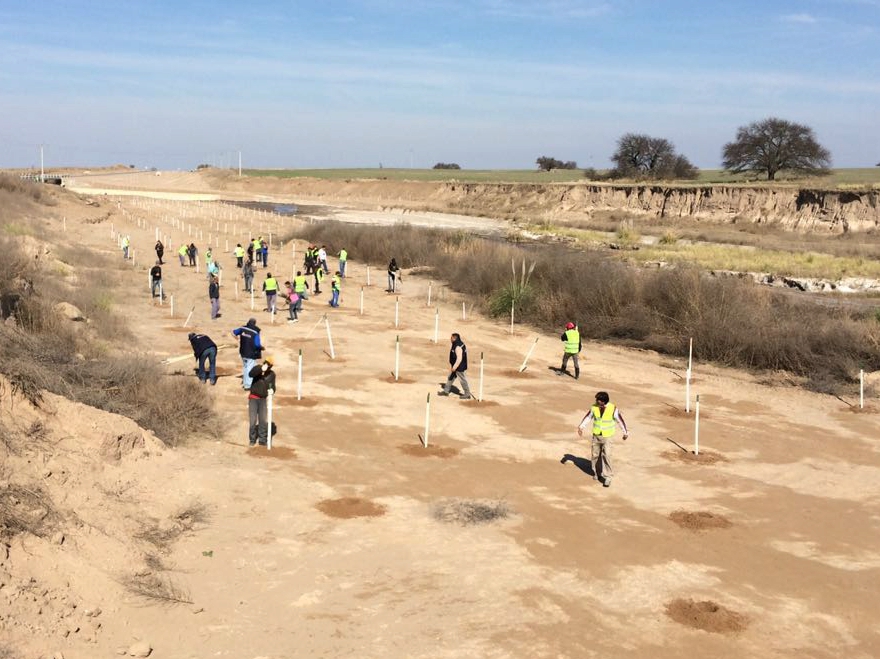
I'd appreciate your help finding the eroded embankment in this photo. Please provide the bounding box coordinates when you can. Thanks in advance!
[210,174,880,234]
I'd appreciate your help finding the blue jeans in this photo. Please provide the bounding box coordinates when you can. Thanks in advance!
[241,357,256,389]
[330,289,340,307]
[198,347,217,383]
[339,260,346,277]
[151,279,162,298]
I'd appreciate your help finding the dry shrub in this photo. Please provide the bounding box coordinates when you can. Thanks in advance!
[122,572,192,605]
[291,222,880,392]
[433,498,510,525]
[0,173,55,204]
[0,483,60,541]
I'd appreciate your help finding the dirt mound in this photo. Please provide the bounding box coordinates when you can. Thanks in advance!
[662,406,709,419]
[502,369,536,378]
[399,444,459,459]
[433,498,510,526]
[663,450,727,464]
[384,375,417,384]
[315,497,386,519]
[665,598,749,634]
[246,446,296,461]
[273,396,319,407]
[100,431,146,462]
[669,510,733,531]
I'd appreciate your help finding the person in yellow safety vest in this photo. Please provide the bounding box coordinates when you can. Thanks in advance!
[234,243,245,268]
[329,272,341,307]
[121,235,130,260]
[253,238,263,266]
[293,271,310,299]
[205,248,213,268]
[338,248,348,278]
[575,391,629,488]
[558,321,581,380]
[178,243,188,266]
[262,272,279,313]
[313,266,324,295]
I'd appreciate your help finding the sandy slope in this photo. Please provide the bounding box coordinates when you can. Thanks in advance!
[3,174,880,659]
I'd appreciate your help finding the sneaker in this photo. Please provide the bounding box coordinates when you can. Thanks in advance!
[210,380,217,385]
[556,370,564,376]
[248,441,256,446]
[459,394,472,400]
[602,479,611,488]
[437,391,450,397]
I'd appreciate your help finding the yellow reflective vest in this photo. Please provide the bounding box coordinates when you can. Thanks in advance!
[564,328,580,354]
[591,403,617,438]
[294,275,307,292]
[264,277,278,292]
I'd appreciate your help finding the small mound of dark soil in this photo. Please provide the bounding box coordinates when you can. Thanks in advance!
[662,406,709,419]
[663,450,726,465]
[384,375,416,384]
[316,497,387,519]
[246,446,297,461]
[399,444,459,459]
[273,396,318,407]
[466,400,499,407]
[669,510,732,531]
[844,405,877,414]
[665,598,748,634]
[502,369,536,379]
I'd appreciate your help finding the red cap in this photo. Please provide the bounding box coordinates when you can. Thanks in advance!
[565,322,575,329]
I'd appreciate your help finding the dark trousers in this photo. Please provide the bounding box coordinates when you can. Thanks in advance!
[248,397,268,445]
[198,347,217,383]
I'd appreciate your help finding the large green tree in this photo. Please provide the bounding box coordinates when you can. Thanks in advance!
[722,117,831,181]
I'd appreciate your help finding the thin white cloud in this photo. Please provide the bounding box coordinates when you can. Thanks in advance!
[781,13,818,23]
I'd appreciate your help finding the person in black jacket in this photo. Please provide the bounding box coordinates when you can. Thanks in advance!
[209,275,221,319]
[188,332,218,385]
[232,318,263,390]
[438,332,472,400]
[247,356,276,446]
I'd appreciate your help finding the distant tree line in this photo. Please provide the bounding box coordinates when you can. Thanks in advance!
[537,116,833,182]
[433,163,461,170]
[536,156,578,171]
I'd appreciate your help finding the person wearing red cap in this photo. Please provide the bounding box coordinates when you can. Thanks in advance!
[558,321,581,379]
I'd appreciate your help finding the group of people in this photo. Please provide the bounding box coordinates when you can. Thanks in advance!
[174,242,200,267]
[178,239,630,487]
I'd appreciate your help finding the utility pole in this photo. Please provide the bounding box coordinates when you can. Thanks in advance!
[40,144,44,181]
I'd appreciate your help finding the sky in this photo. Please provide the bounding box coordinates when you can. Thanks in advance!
[1,0,878,171]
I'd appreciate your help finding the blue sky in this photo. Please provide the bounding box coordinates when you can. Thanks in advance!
[1,0,878,170]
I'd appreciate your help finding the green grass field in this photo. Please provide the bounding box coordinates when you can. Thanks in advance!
[243,167,880,188]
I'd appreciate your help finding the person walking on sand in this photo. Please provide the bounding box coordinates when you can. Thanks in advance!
[284,281,301,322]
[318,245,329,273]
[188,243,197,267]
[558,322,581,380]
[263,272,279,313]
[338,247,348,278]
[261,237,269,268]
[188,332,218,385]
[387,258,400,293]
[577,391,629,488]
[247,356,276,446]
[178,243,188,266]
[155,240,164,265]
[234,243,245,268]
[313,267,324,295]
[329,271,341,307]
[294,270,309,300]
[232,318,263,390]
[438,332,472,400]
[121,235,130,260]
[209,274,221,319]
[150,261,163,299]
[242,258,255,293]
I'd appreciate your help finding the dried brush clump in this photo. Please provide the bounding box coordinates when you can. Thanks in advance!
[433,498,511,526]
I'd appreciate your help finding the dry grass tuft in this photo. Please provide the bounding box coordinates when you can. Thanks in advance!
[433,498,511,526]
[122,572,193,605]
[0,483,61,541]
[135,502,210,551]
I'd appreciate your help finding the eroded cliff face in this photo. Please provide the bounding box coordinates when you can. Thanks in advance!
[214,174,880,234]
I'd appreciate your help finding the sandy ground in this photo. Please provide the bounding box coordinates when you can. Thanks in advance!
[3,172,880,659]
